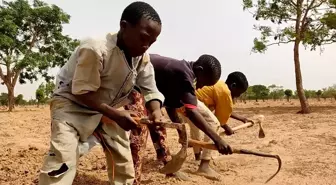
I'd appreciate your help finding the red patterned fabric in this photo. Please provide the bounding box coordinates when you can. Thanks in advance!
[125,90,171,185]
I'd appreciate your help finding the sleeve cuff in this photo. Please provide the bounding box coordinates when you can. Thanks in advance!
[143,92,165,106]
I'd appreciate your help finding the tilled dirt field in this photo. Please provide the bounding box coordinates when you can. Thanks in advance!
[0,100,335,185]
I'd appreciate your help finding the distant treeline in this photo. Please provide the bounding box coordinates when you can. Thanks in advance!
[1,83,336,107]
[238,84,336,102]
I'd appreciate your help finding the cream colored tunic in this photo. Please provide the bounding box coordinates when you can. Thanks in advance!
[38,33,164,185]
[53,32,164,141]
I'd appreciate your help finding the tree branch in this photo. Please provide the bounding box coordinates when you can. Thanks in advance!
[0,67,5,81]
[12,70,21,87]
[267,40,295,46]
[30,32,38,50]
[246,8,256,17]
[295,0,304,39]
[302,0,316,22]
[301,0,327,37]
[288,17,301,21]
[322,41,336,45]
[311,0,327,9]
[5,59,11,81]
[290,0,297,7]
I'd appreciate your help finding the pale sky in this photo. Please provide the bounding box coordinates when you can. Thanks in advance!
[1,0,335,100]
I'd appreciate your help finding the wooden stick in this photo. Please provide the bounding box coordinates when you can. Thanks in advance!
[231,122,254,131]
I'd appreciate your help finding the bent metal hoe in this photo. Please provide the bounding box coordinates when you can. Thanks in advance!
[134,118,282,184]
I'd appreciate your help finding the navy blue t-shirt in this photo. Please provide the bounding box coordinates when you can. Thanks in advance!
[150,54,198,108]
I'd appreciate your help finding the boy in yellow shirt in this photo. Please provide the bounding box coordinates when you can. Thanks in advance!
[192,71,250,177]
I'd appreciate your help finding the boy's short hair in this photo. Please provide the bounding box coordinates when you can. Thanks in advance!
[195,54,221,84]
[226,71,248,91]
[121,1,161,25]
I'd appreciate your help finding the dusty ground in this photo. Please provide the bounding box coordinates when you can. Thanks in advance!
[1,99,336,185]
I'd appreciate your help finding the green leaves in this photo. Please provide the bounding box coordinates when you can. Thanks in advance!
[35,81,55,103]
[322,12,336,29]
[322,85,336,99]
[244,0,336,52]
[243,0,253,10]
[284,89,293,97]
[0,0,78,85]
[0,92,26,105]
[268,84,285,100]
[35,85,45,104]
[316,90,322,96]
[253,38,267,52]
[0,0,78,111]
[252,84,270,101]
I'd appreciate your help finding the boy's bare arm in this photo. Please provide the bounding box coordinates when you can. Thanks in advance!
[165,107,182,123]
[230,112,252,123]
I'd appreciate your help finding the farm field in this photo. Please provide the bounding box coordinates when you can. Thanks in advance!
[0,99,335,185]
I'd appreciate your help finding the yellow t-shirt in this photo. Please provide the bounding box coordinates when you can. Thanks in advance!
[195,80,233,125]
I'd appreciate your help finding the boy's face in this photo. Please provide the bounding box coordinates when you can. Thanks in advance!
[120,17,161,57]
[195,73,216,89]
[230,86,246,98]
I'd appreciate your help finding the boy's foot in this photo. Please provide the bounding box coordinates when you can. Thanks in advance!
[166,171,191,181]
[196,160,220,180]
[196,166,220,180]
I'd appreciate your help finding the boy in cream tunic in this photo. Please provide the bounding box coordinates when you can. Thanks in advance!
[38,2,165,185]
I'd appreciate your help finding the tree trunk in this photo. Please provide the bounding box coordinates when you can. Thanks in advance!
[294,41,310,114]
[7,85,15,112]
[287,96,290,102]
[317,96,320,101]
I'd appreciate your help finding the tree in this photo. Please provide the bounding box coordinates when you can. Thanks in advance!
[243,0,336,113]
[0,93,8,105]
[239,91,248,103]
[323,85,336,100]
[246,86,255,100]
[284,89,293,102]
[28,98,37,105]
[0,0,79,111]
[35,83,46,106]
[268,84,285,100]
[45,81,55,98]
[321,88,328,100]
[316,90,322,101]
[240,86,254,103]
[304,89,317,99]
[14,93,25,105]
[0,92,26,106]
[251,85,269,101]
[35,81,54,106]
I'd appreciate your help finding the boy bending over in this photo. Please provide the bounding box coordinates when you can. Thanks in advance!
[38,2,164,185]
[190,72,249,177]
